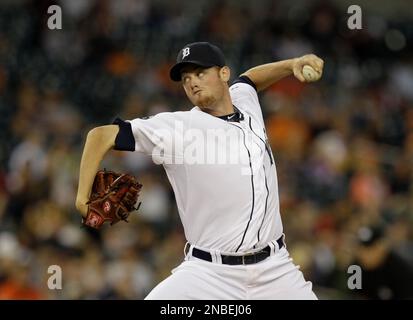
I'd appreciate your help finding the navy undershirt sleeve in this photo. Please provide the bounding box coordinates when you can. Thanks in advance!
[112,117,135,151]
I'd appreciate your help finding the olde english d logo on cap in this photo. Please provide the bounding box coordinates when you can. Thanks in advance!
[182,47,190,59]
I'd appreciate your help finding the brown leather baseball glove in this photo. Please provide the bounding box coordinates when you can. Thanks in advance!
[82,169,142,229]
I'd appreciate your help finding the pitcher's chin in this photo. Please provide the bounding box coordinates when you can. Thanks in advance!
[197,96,217,110]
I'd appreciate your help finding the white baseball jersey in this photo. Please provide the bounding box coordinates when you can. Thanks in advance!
[114,77,283,253]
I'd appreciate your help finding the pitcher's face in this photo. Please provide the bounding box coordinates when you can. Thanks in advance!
[181,65,230,110]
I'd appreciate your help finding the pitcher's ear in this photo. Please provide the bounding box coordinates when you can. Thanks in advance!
[219,66,231,82]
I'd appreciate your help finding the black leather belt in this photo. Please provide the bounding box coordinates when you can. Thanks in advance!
[191,236,285,265]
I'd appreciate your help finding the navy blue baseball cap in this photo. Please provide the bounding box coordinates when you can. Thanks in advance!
[170,42,226,82]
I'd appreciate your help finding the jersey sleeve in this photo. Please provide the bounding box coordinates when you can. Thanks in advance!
[112,112,180,162]
[231,75,257,91]
[229,75,264,125]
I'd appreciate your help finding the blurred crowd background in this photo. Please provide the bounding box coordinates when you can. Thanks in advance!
[1,0,413,299]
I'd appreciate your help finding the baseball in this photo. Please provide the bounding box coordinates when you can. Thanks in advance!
[302,65,321,82]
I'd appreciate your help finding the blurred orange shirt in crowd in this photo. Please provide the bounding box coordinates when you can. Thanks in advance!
[0,280,43,300]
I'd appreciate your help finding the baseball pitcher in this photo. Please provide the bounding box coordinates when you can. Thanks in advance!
[76,42,323,299]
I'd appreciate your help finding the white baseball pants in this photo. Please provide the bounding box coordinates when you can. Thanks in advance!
[145,245,317,300]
